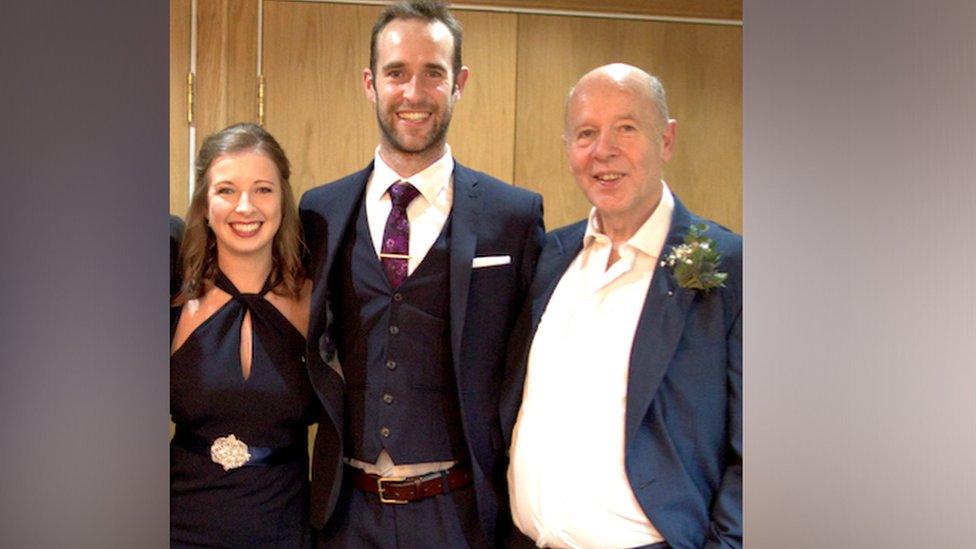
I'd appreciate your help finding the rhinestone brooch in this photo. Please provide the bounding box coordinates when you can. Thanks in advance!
[210,434,251,470]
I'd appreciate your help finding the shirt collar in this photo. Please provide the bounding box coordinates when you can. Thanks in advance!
[583,180,675,260]
[367,144,454,204]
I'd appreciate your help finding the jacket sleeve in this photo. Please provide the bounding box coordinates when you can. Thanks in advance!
[704,306,742,548]
[299,192,327,281]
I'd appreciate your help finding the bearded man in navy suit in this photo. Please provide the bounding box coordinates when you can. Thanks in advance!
[503,63,742,549]
[299,1,545,547]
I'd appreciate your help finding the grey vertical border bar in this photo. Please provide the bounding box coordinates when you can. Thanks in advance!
[746,0,976,546]
[0,1,169,547]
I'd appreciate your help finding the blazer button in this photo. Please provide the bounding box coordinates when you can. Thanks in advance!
[389,325,399,335]
[380,427,391,438]
[386,360,397,371]
[382,393,394,404]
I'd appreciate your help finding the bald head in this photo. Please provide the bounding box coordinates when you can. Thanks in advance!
[564,63,670,136]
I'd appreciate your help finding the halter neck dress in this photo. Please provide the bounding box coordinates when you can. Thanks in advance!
[170,271,316,548]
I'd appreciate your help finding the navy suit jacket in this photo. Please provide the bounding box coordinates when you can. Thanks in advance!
[501,196,742,549]
[169,214,185,298]
[299,161,545,543]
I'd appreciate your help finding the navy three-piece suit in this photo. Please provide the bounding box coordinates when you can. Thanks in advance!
[299,161,545,545]
[501,196,743,548]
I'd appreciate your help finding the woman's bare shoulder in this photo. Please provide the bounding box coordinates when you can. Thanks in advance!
[171,285,232,354]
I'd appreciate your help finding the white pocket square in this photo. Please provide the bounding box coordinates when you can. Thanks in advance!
[472,255,511,269]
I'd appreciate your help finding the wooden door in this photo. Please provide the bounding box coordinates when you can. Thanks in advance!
[171,0,742,232]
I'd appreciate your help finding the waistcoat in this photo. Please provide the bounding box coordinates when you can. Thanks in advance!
[329,195,466,463]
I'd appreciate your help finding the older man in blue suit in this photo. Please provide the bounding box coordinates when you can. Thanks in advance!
[503,64,742,548]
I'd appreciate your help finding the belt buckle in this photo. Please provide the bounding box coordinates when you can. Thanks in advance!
[377,476,408,504]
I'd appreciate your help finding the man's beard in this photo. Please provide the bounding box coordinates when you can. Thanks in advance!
[375,103,454,155]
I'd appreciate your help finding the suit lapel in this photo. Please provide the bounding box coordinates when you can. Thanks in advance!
[307,165,371,343]
[531,223,586,329]
[323,166,372,286]
[624,196,699,446]
[448,163,482,374]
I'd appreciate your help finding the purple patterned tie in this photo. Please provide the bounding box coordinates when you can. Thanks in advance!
[380,181,421,289]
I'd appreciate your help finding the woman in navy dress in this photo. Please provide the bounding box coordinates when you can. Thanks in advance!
[170,123,317,547]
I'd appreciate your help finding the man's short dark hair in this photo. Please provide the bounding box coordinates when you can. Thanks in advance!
[369,0,463,82]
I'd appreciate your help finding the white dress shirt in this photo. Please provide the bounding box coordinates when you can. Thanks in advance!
[345,146,457,478]
[365,145,454,276]
[508,183,675,548]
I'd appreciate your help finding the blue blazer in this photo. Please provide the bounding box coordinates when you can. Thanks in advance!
[501,196,742,549]
[299,161,545,543]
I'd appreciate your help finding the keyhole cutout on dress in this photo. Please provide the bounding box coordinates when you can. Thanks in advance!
[240,310,253,380]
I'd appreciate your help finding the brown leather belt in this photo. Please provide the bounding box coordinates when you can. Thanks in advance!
[352,464,473,504]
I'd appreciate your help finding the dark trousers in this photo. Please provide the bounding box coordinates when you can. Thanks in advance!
[317,466,488,548]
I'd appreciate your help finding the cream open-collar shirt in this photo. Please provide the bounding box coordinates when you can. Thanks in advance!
[508,183,675,549]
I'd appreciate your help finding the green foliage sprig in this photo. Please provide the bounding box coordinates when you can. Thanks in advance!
[660,223,727,291]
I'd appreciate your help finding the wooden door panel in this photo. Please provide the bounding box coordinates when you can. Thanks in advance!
[262,1,518,195]
[178,2,741,233]
[170,0,191,216]
[514,15,742,232]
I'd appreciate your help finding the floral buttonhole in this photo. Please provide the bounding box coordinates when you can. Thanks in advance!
[660,223,728,291]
